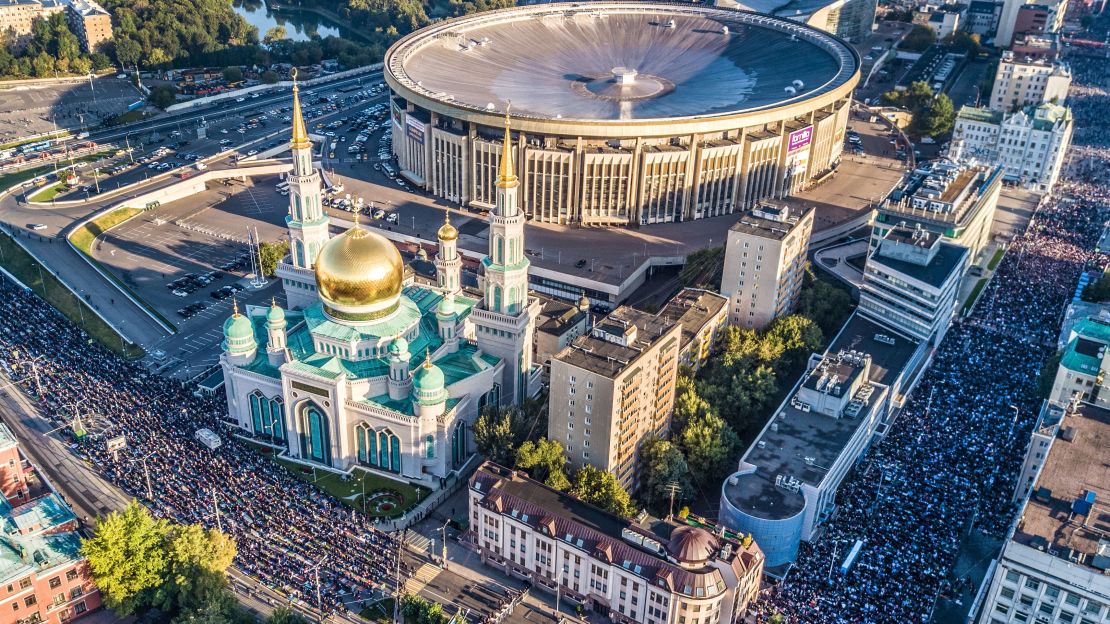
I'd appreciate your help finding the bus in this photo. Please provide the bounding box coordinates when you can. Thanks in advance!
[338,84,361,93]
[276,181,290,192]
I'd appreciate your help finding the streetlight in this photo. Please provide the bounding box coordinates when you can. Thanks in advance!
[132,451,156,500]
[306,555,329,623]
[14,354,45,395]
[438,518,450,568]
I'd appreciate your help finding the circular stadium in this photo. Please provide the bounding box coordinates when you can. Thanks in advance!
[384,2,860,227]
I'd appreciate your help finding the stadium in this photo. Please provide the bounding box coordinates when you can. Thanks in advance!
[384,2,861,227]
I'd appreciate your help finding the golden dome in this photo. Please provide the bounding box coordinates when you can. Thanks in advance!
[437,212,458,241]
[314,223,404,321]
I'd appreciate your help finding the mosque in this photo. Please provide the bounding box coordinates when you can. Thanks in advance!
[219,79,539,486]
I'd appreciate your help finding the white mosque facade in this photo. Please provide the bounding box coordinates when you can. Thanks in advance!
[219,82,539,487]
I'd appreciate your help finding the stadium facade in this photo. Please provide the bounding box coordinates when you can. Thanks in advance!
[384,2,860,227]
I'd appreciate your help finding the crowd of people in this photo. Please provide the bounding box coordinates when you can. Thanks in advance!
[0,284,399,615]
[748,33,1110,624]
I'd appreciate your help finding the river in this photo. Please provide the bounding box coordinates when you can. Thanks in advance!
[231,0,356,42]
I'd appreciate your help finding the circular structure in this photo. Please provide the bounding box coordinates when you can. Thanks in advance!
[384,2,859,227]
[667,526,720,565]
[314,224,405,321]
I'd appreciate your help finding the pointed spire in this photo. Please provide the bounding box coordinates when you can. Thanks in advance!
[290,68,312,151]
[353,211,361,228]
[497,102,518,190]
[423,346,433,368]
[232,297,239,317]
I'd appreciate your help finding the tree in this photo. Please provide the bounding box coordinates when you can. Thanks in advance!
[264,26,288,47]
[149,85,177,110]
[514,438,570,489]
[473,406,516,465]
[571,465,636,517]
[638,438,692,515]
[919,93,955,137]
[677,411,740,486]
[155,524,237,613]
[81,500,170,615]
[680,246,724,289]
[947,31,981,56]
[764,315,824,374]
[900,24,936,52]
[268,606,310,624]
[401,594,445,624]
[223,66,244,83]
[796,267,854,337]
[260,70,280,84]
[258,240,290,277]
[673,373,714,432]
[113,37,141,69]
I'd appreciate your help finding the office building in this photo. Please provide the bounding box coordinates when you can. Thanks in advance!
[0,0,63,47]
[873,161,1002,264]
[548,307,682,490]
[966,0,1000,35]
[0,423,101,623]
[656,288,729,374]
[858,225,968,345]
[720,204,815,330]
[64,0,110,52]
[468,462,765,623]
[1048,317,1110,407]
[974,401,1110,624]
[953,103,1072,190]
[719,314,926,572]
[914,4,965,38]
[1010,34,1061,61]
[989,52,1071,113]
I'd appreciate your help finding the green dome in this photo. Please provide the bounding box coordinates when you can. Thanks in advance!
[437,296,457,317]
[412,358,445,392]
[224,313,254,341]
[390,337,409,355]
[267,302,285,323]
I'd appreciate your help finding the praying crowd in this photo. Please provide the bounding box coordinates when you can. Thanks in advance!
[748,38,1110,624]
[0,285,399,615]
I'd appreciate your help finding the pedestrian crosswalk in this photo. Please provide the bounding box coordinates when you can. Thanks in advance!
[405,531,431,553]
[404,563,439,594]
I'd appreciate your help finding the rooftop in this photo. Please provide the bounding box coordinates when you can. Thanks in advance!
[554,306,679,378]
[656,288,727,353]
[723,314,919,520]
[957,105,1003,125]
[1013,402,1110,573]
[0,422,16,453]
[1059,318,1110,374]
[869,240,968,289]
[728,204,814,242]
[536,296,588,338]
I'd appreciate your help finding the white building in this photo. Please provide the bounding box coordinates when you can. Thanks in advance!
[952,103,1073,191]
[974,401,1110,624]
[858,225,968,345]
[989,52,1071,113]
[220,83,538,487]
[468,462,765,624]
[720,204,814,329]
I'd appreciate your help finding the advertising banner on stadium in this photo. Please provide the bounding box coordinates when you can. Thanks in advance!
[788,126,813,153]
[405,115,425,144]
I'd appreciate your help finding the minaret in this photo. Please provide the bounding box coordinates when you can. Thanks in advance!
[435,211,461,296]
[281,68,329,308]
[388,337,413,401]
[266,298,287,367]
[474,105,538,406]
[222,298,257,366]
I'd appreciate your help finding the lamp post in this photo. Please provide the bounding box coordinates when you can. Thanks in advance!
[15,354,45,396]
[438,518,450,568]
[133,452,155,500]
[307,555,329,623]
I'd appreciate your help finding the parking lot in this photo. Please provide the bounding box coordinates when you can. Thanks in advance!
[0,77,141,144]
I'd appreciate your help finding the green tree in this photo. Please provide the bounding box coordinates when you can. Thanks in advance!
[156,524,237,613]
[149,85,177,110]
[268,606,310,624]
[900,24,936,52]
[514,438,570,489]
[919,93,956,137]
[258,240,290,277]
[223,66,244,83]
[677,410,740,486]
[638,437,692,515]
[32,52,54,77]
[401,594,445,624]
[260,70,280,84]
[680,246,724,289]
[764,315,824,374]
[264,26,288,47]
[474,406,516,465]
[70,55,92,76]
[80,500,170,615]
[946,31,981,56]
[571,465,636,517]
[796,267,854,337]
[113,37,141,69]
[673,373,715,432]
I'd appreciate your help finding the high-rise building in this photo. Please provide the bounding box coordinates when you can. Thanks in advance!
[873,162,1002,264]
[467,462,766,624]
[0,422,101,623]
[952,103,1073,191]
[974,401,1110,624]
[548,306,681,490]
[989,52,1071,113]
[276,72,331,311]
[720,203,814,329]
[858,225,968,345]
[0,0,64,47]
[64,0,110,53]
[656,288,729,373]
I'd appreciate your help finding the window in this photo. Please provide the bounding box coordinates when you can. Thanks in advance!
[49,577,61,589]
[65,570,78,582]
[1002,587,1015,600]
[24,596,36,607]
[18,578,30,590]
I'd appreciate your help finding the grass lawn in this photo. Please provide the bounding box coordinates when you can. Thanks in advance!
[360,598,394,624]
[69,207,142,253]
[961,278,989,315]
[987,248,1006,271]
[28,181,68,203]
[0,152,112,192]
[274,456,429,519]
[0,232,144,359]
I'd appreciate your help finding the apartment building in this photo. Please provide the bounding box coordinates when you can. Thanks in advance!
[534,295,591,379]
[0,423,101,624]
[656,288,728,374]
[64,0,111,53]
[989,52,1071,113]
[1048,317,1110,407]
[468,462,765,624]
[0,0,64,46]
[974,401,1110,624]
[952,103,1072,190]
[858,225,968,345]
[720,203,815,329]
[548,307,682,490]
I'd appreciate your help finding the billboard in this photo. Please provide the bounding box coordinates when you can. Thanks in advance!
[404,115,425,145]
[788,126,813,153]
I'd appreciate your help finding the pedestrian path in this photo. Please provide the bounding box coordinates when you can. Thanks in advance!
[405,530,431,553]
[404,563,439,595]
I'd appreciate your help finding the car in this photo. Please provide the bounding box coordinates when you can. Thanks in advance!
[172,289,189,297]
[372,208,385,219]
[385,212,398,224]
[235,97,246,103]
[247,149,258,156]
[27,223,47,231]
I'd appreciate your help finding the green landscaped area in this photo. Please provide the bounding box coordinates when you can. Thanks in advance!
[360,598,394,624]
[274,457,428,519]
[962,278,989,315]
[988,248,1006,271]
[0,152,111,193]
[0,232,144,359]
[69,207,142,254]
[28,181,67,203]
